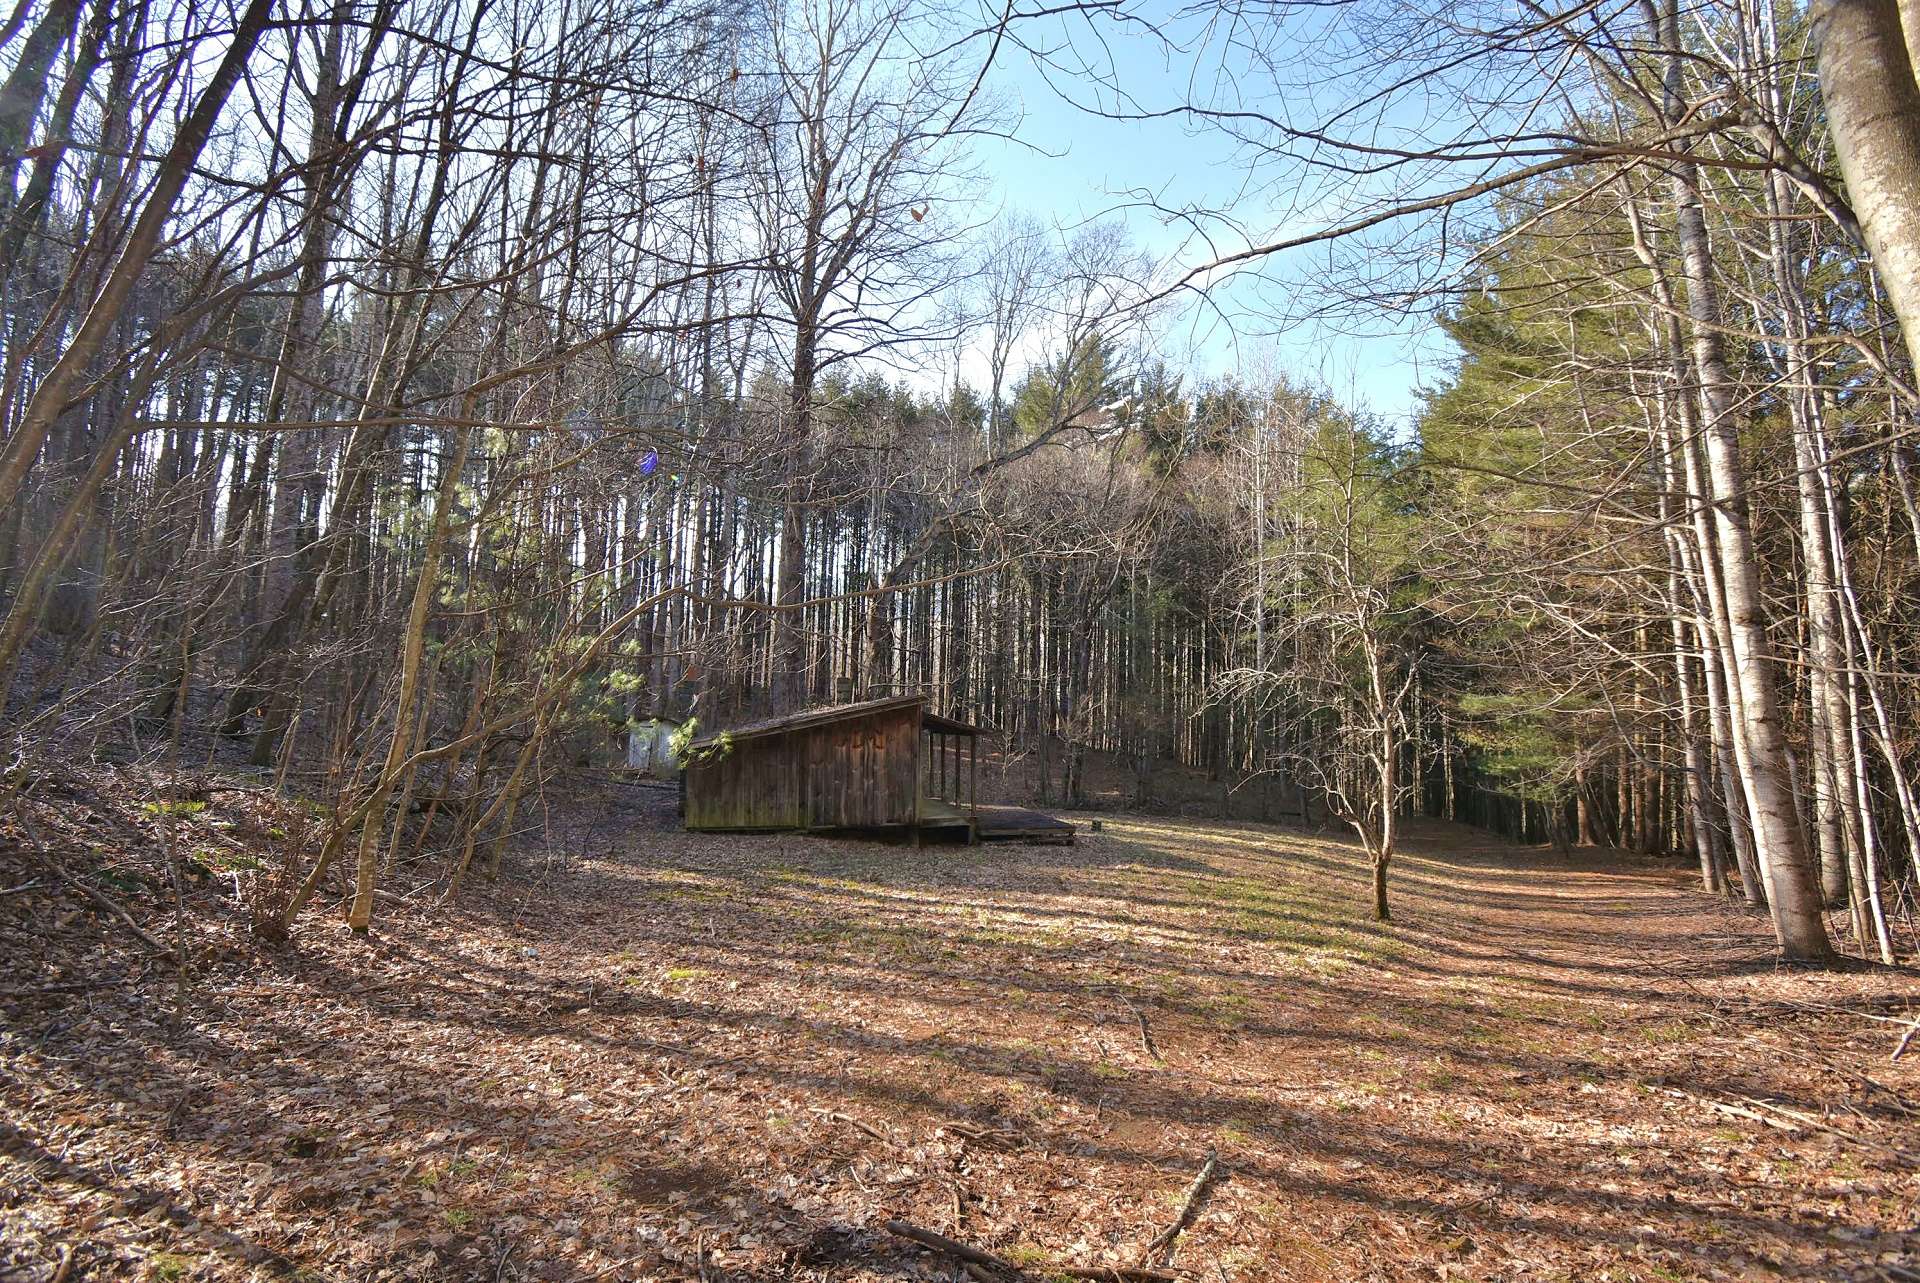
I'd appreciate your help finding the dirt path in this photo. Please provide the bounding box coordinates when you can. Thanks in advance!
[3,802,1916,1282]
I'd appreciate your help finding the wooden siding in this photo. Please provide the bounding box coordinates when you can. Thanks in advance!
[684,703,925,831]
[803,704,919,828]
[684,733,802,830]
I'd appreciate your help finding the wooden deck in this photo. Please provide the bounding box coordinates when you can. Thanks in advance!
[969,804,1076,844]
[799,800,1075,845]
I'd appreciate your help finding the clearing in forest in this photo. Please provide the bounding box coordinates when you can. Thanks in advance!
[2,794,1916,1282]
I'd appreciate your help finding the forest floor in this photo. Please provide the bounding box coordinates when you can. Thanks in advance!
[3,772,1919,1283]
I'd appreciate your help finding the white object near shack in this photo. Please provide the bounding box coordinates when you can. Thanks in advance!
[626,718,682,775]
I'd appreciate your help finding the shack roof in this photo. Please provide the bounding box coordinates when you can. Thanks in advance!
[690,695,982,748]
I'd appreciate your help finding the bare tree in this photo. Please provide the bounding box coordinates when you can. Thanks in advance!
[745,0,985,711]
[1225,411,1425,920]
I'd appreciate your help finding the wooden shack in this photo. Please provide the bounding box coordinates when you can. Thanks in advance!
[681,695,983,839]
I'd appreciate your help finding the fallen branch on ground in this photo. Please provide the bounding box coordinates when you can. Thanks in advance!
[1141,1148,1221,1267]
[1893,1017,1919,1062]
[883,1219,1180,1282]
[1662,1087,1917,1163]
[9,793,174,957]
[809,1108,893,1145]
[0,975,142,998]
[1123,996,1162,1062]
[942,1120,1021,1148]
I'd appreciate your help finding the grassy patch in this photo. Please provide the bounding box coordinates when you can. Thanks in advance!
[190,846,263,873]
[1200,989,1254,1029]
[148,1252,196,1282]
[1638,1021,1694,1046]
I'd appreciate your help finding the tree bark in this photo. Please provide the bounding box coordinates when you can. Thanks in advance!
[1810,0,1920,364]
[349,426,471,933]
[1670,173,1832,958]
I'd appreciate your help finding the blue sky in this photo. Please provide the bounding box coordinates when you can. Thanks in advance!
[958,7,1456,437]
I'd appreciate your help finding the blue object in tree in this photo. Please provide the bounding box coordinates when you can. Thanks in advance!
[640,448,659,476]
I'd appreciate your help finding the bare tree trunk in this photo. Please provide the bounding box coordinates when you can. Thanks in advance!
[1662,518,1725,893]
[1749,26,1868,910]
[0,0,105,270]
[1627,198,1765,905]
[1636,3,1831,956]
[349,426,471,933]
[0,0,83,219]
[772,342,813,712]
[1810,0,1920,364]
[1669,180,1832,958]
[1373,726,1397,922]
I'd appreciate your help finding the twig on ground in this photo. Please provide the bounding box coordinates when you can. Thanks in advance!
[1122,996,1162,1062]
[162,1082,198,1138]
[0,977,138,998]
[942,1120,1020,1149]
[810,1108,892,1145]
[1141,1148,1221,1267]
[883,1220,1179,1282]
[1663,1087,1917,1162]
[9,793,173,957]
[1893,1017,1920,1062]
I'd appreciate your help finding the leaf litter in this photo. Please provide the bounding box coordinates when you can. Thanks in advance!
[2,767,1916,1281]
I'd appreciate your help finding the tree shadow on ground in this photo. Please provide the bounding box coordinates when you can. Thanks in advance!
[4,804,1915,1282]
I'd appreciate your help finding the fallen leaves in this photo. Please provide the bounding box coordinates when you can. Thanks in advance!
[1,770,1917,1281]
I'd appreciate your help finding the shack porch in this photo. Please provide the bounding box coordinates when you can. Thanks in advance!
[973,804,1076,844]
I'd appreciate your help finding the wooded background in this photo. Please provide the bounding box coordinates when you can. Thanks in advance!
[2,0,1918,962]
